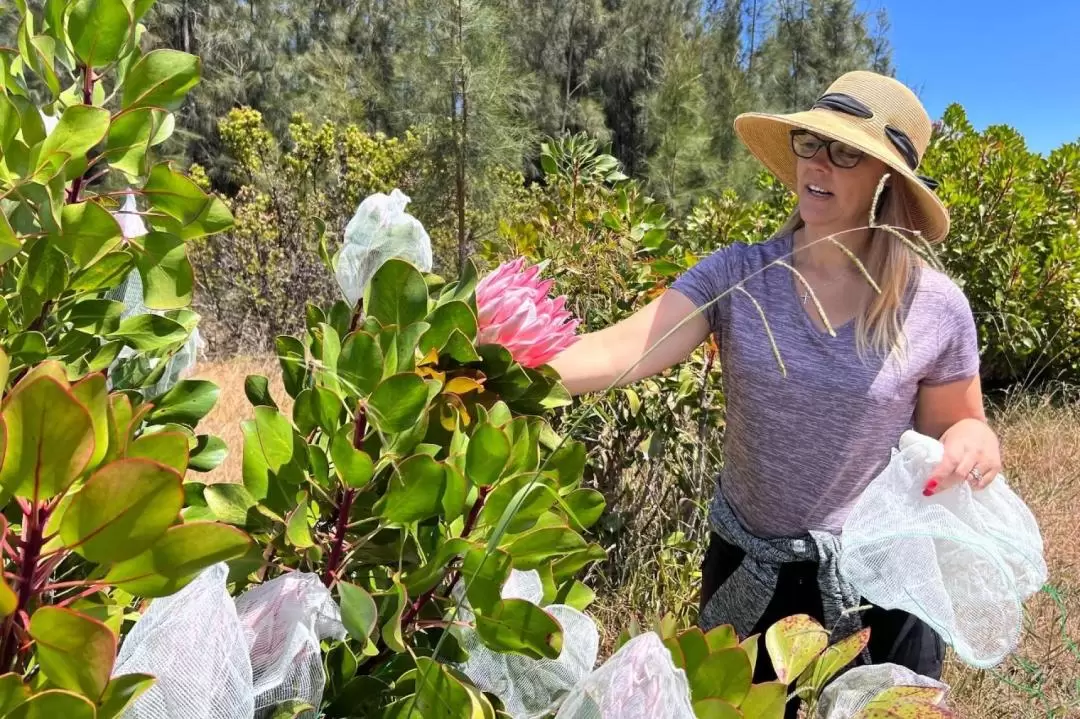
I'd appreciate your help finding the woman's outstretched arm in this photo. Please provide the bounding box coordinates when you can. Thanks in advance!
[549,289,710,396]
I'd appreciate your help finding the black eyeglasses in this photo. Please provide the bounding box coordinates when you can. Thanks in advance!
[789,130,866,169]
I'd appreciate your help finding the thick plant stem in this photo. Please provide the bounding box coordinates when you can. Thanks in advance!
[322,406,367,588]
[323,489,356,589]
[0,501,47,673]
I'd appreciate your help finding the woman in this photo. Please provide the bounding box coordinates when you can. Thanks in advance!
[550,71,1000,708]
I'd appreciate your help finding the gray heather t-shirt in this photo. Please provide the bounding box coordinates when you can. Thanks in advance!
[670,233,980,538]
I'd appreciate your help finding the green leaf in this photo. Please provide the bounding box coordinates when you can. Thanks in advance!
[105,107,172,178]
[550,543,607,581]
[70,252,135,293]
[188,434,227,472]
[147,379,219,427]
[121,49,200,111]
[741,634,760,670]
[7,332,47,366]
[475,599,563,660]
[338,330,382,397]
[689,648,753,705]
[561,488,605,529]
[420,301,477,355]
[29,607,116,700]
[105,521,252,596]
[98,673,156,719]
[0,674,30,714]
[367,373,433,434]
[443,329,481,363]
[56,201,123,268]
[125,431,188,473]
[241,406,305,502]
[376,454,448,523]
[739,681,788,719]
[331,425,373,489]
[692,698,741,719]
[68,0,132,67]
[143,163,232,239]
[6,690,95,719]
[705,624,738,653]
[60,458,183,563]
[765,614,829,684]
[338,582,378,643]
[466,422,510,487]
[476,474,556,533]
[459,546,511,613]
[244,375,277,409]
[17,241,68,324]
[275,335,307,398]
[0,375,95,500]
[64,299,124,334]
[547,440,586,488]
[366,259,428,329]
[666,628,709,672]
[0,576,16,619]
[553,579,595,611]
[108,313,188,351]
[69,373,109,471]
[135,231,193,309]
[32,104,109,182]
[502,526,588,570]
[798,628,871,695]
[0,211,22,267]
[285,494,314,549]
[292,386,343,436]
[392,657,484,719]
[379,581,407,653]
[202,483,256,525]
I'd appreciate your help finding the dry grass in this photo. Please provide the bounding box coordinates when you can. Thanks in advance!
[188,357,1079,716]
[189,356,290,485]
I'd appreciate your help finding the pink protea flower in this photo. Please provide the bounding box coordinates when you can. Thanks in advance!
[475,258,579,368]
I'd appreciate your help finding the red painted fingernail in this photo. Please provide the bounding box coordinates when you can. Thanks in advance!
[923,479,938,497]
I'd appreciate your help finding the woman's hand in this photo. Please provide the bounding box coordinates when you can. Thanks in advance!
[924,417,1002,496]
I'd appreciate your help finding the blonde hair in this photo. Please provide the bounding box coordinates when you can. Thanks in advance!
[775,181,920,358]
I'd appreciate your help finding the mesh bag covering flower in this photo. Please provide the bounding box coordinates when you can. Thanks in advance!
[235,571,347,715]
[840,430,1047,668]
[335,189,433,305]
[816,663,949,719]
[114,564,254,719]
[455,570,598,718]
[116,565,346,718]
[554,632,696,719]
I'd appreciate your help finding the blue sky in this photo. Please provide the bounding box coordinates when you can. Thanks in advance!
[862,0,1080,154]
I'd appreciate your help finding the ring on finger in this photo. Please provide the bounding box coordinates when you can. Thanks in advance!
[968,466,983,484]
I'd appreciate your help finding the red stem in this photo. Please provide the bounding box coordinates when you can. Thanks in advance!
[65,66,96,204]
[400,484,491,628]
[322,404,367,589]
[0,501,47,672]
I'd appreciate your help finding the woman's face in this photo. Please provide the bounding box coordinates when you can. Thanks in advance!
[794,134,889,232]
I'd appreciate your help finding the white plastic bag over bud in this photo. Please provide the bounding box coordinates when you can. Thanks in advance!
[334,189,433,305]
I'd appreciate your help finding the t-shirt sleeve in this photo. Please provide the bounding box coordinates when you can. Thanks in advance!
[923,283,981,385]
[669,244,743,336]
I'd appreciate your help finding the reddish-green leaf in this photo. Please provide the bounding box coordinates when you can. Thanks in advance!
[29,607,116,700]
[765,614,829,683]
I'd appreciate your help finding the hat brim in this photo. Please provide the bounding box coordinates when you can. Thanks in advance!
[734,109,950,243]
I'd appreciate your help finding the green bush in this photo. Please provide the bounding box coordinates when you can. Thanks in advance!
[0,0,248,714]
[922,105,1080,385]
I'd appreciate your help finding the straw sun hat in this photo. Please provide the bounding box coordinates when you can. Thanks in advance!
[735,70,950,242]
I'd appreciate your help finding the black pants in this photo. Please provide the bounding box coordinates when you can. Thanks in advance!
[699,533,944,719]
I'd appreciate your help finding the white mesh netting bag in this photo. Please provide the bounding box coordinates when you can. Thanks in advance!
[236,571,347,716]
[455,570,598,719]
[554,632,696,719]
[334,189,433,305]
[114,564,254,719]
[840,430,1047,668]
[115,565,345,718]
[816,663,949,719]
